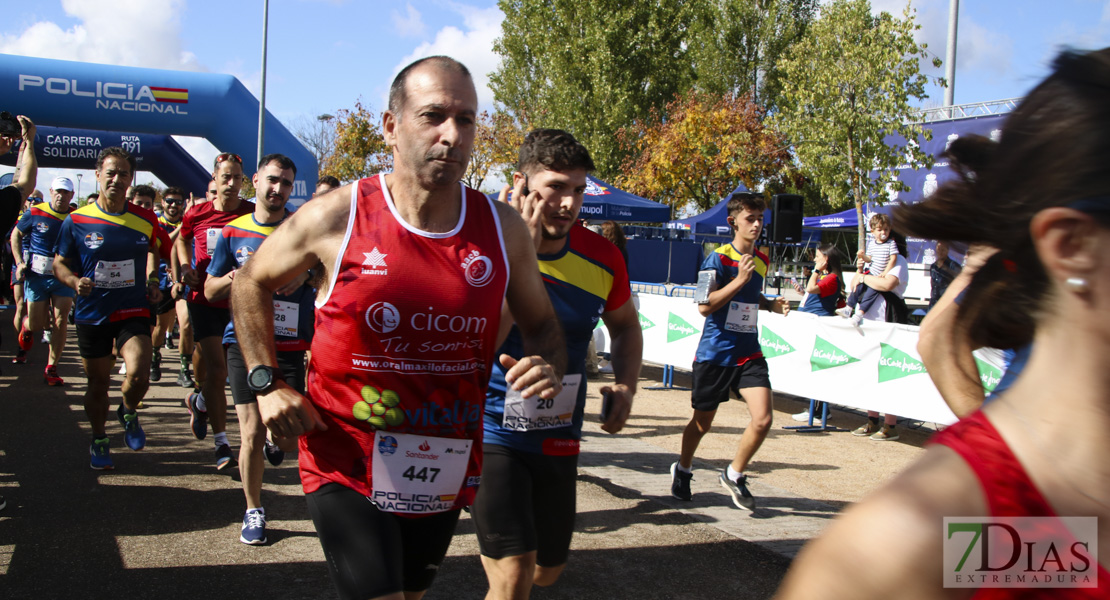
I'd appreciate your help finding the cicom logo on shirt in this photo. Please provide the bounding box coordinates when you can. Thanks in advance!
[461,250,494,287]
[84,232,104,249]
[34,222,50,234]
[365,301,401,334]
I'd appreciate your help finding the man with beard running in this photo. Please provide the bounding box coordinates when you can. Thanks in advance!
[473,129,643,600]
[150,186,193,385]
[206,153,311,545]
[172,153,254,469]
[231,56,566,600]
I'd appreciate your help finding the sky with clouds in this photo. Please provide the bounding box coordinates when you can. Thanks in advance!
[1,0,1108,193]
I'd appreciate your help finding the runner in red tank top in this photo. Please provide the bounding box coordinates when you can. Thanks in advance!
[229,57,566,600]
[777,48,1110,599]
[171,152,253,470]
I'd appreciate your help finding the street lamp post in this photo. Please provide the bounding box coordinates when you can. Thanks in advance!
[76,173,82,203]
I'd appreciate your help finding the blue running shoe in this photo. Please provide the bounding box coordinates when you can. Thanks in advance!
[117,404,146,451]
[90,437,114,470]
[240,509,267,545]
[186,393,208,440]
[264,439,285,467]
[215,443,235,470]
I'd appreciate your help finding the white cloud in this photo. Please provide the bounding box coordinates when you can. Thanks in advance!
[392,4,427,38]
[0,0,203,71]
[391,4,503,109]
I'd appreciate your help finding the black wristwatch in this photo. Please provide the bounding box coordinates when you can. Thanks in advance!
[247,365,284,393]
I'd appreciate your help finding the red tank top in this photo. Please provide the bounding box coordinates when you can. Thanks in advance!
[301,174,509,511]
[931,411,1108,598]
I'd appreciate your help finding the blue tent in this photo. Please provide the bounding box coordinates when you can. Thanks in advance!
[668,184,754,236]
[578,177,671,222]
[488,176,671,223]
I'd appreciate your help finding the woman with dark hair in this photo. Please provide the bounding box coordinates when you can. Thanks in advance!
[600,220,629,267]
[777,48,1110,598]
[796,243,844,316]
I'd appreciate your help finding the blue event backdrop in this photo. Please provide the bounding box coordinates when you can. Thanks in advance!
[869,113,1008,263]
[0,126,211,196]
[0,53,316,203]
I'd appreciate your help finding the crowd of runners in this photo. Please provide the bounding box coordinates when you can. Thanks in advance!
[3,49,1109,599]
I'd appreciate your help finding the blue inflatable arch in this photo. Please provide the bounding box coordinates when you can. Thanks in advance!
[0,125,212,196]
[0,53,316,202]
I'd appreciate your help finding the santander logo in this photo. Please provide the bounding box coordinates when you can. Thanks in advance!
[419,441,431,451]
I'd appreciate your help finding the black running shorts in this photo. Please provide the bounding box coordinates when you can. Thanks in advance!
[226,344,305,405]
[305,483,461,599]
[75,317,151,359]
[471,443,578,566]
[691,358,772,412]
[187,303,230,342]
[153,288,176,316]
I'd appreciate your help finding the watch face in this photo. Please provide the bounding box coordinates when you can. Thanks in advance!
[249,367,271,389]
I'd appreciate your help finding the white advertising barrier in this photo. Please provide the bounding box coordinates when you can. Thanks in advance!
[596,293,1008,427]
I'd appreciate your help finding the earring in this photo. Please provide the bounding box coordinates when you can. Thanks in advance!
[1064,277,1089,294]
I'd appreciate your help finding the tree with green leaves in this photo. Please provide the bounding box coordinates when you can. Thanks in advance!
[320,100,392,182]
[774,0,941,249]
[617,90,795,212]
[490,0,693,180]
[688,0,817,110]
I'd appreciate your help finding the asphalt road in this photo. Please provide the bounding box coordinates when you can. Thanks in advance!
[0,327,797,599]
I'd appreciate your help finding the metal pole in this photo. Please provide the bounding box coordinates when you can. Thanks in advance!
[257,0,270,166]
[944,0,959,112]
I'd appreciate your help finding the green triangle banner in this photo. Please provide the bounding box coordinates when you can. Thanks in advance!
[975,357,1003,393]
[667,312,699,343]
[878,343,927,383]
[638,312,655,331]
[810,335,859,371]
[759,326,796,358]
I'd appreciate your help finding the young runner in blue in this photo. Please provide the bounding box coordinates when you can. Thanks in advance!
[473,130,643,600]
[206,154,314,546]
[53,147,171,470]
[669,191,790,511]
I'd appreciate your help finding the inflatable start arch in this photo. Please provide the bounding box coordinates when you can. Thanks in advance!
[0,53,317,202]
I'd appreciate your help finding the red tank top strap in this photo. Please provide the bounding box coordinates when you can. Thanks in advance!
[929,411,1055,518]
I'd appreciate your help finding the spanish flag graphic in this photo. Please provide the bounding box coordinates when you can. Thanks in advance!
[150,87,189,104]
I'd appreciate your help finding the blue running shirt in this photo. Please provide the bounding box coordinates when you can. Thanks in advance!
[694,244,768,366]
[483,225,631,455]
[16,203,69,279]
[207,211,314,350]
[55,202,171,324]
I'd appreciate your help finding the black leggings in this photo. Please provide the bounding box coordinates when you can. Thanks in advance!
[305,483,461,599]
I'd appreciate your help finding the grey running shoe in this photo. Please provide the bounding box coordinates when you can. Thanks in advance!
[720,470,755,510]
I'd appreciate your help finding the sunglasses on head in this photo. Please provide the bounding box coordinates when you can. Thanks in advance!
[215,153,242,166]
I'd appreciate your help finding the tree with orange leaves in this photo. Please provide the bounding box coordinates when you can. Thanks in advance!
[320,99,392,182]
[617,91,794,213]
[463,110,526,193]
